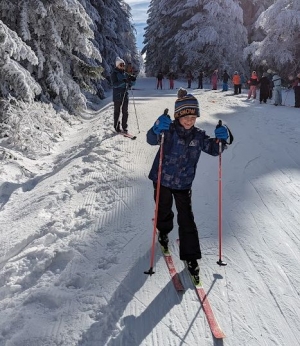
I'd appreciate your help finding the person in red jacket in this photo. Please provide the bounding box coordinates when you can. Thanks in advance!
[247,71,259,99]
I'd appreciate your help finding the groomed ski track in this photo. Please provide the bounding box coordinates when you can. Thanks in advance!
[0,78,300,345]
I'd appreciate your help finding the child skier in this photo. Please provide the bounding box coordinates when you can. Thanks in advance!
[146,88,232,282]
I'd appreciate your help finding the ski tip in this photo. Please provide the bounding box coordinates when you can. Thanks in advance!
[122,133,137,140]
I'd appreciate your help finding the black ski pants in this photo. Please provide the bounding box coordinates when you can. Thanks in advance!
[113,97,129,131]
[154,183,202,261]
[295,86,300,108]
[233,84,239,95]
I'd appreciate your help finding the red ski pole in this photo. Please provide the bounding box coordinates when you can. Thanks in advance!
[217,122,227,266]
[144,132,165,275]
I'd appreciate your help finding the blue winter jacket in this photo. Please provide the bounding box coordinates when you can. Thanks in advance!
[111,67,135,102]
[147,120,223,190]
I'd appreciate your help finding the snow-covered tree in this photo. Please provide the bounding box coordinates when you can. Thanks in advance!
[143,0,248,76]
[0,20,41,102]
[239,0,274,42]
[244,0,300,76]
[79,0,140,97]
[0,0,104,112]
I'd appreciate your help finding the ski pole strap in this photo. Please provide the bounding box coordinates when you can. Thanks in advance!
[224,125,234,145]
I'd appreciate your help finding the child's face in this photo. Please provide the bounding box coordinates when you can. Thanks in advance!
[179,116,197,129]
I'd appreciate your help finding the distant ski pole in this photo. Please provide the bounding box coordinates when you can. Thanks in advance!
[130,88,140,133]
[216,120,227,266]
[144,111,168,275]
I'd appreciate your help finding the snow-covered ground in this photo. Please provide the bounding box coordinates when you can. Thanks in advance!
[0,77,300,346]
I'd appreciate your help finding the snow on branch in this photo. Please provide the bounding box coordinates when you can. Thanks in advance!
[0,20,41,102]
[0,97,76,157]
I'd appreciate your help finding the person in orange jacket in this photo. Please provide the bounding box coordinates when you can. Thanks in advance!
[232,71,241,95]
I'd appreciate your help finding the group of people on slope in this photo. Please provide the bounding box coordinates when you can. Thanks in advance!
[209,68,300,108]
[247,70,282,106]
[155,70,205,90]
[247,70,300,107]
[156,71,176,89]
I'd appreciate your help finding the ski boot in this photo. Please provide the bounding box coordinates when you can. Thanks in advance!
[158,232,169,251]
[187,260,200,285]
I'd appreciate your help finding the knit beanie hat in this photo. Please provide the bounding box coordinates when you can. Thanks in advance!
[116,57,125,67]
[174,94,200,119]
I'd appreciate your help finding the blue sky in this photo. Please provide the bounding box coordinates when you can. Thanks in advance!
[126,0,150,51]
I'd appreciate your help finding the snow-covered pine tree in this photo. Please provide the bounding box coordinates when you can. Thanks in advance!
[143,0,248,76]
[0,0,103,112]
[79,0,140,98]
[239,0,274,42]
[244,0,300,76]
[142,0,165,75]
[0,20,41,102]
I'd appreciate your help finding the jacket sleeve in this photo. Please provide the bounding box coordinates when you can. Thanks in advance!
[111,71,127,88]
[202,135,226,156]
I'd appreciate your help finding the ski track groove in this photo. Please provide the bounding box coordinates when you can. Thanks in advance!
[224,235,274,345]
[2,89,299,345]
[230,226,300,345]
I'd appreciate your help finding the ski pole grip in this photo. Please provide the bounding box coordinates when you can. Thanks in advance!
[163,108,169,115]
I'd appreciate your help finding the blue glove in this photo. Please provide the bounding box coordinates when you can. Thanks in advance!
[152,115,171,135]
[215,125,228,141]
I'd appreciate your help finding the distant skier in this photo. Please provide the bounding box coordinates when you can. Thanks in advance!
[272,72,282,106]
[186,70,193,88]
[292,73,300,108]
[222,70,230,91]
[259,73,271,104]
[197,70,204,89]
[111,57,136,133]
[232,71,241,95]
[168,71,176,89]
[211,70,218,90]
[267,69,273,99]
[247,71,259,99]
[156,71,164,89]
[146,88,233,283]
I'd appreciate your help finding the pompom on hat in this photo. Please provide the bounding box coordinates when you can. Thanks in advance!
[174,91,200,119]
[116,57,125,67]
[177,87,187,99]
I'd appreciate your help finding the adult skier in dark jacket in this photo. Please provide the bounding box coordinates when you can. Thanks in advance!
[222,70,230,91]
[292,73,300,108]
[259,73,270,103]
[111,57,136,133]
[146,88,232,282]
